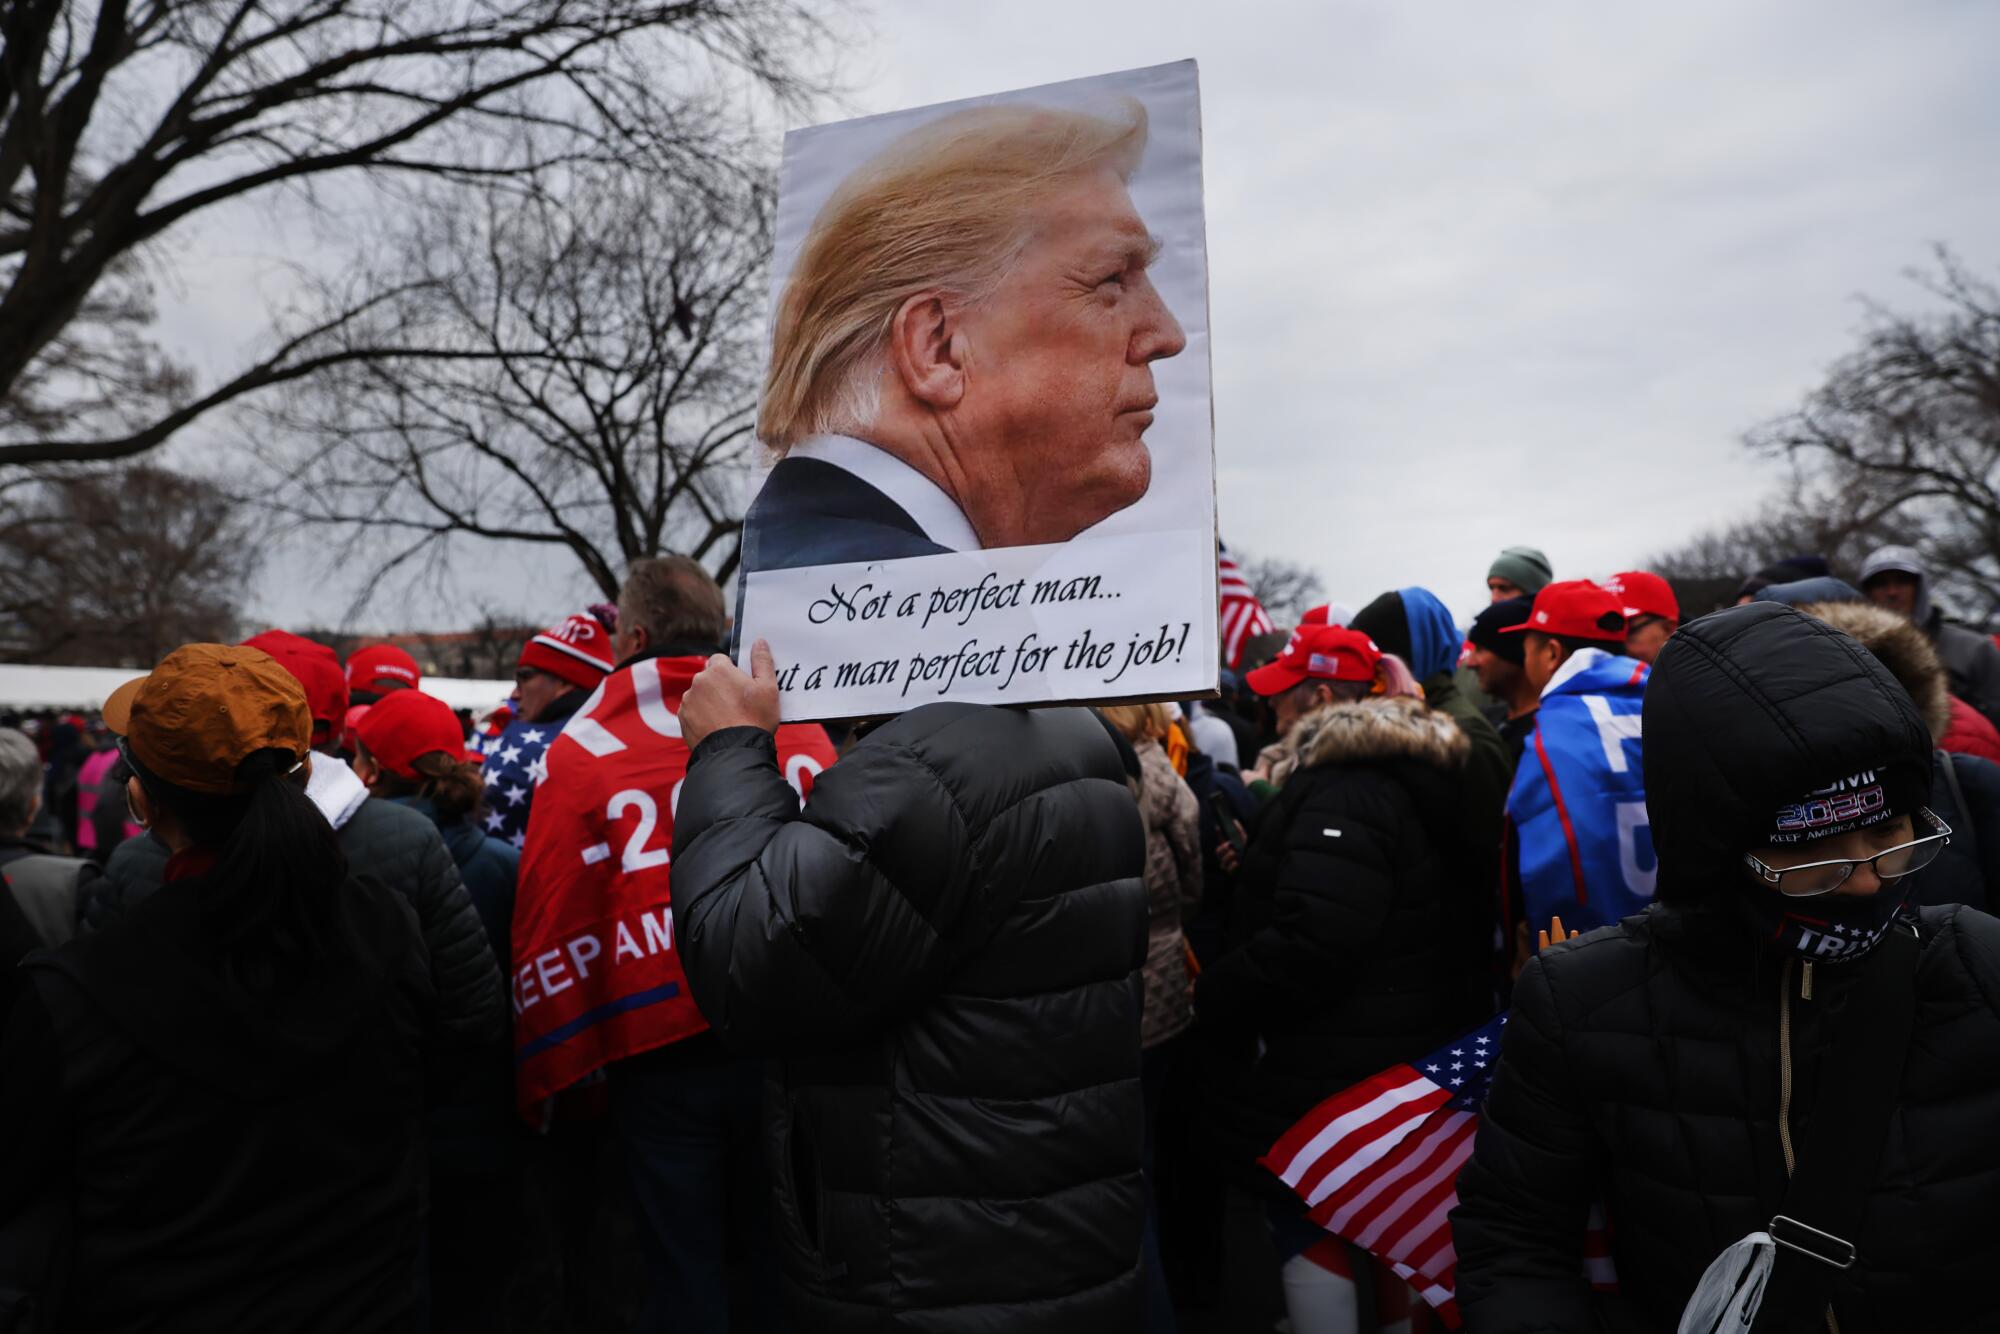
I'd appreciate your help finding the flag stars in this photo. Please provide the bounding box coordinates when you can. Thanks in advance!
[1451,1062,1463,1072]
[1450,1077,1464,1087]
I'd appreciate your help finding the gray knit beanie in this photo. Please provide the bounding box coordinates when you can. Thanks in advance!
[1488,546,1553,596]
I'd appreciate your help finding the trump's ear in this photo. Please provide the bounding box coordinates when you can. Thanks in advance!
[888,291,966,411]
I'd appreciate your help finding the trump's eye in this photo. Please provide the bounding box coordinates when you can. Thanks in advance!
[1098,269,1127,290]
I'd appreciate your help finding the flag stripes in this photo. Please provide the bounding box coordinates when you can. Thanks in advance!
[1218,543,1274,669]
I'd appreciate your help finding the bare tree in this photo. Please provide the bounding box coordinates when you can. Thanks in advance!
[0,465,248,663]
[0,0,822,467]
[1645,464,1914,614]
[256,155,769,602]
[1237,551,1326,626]
[1649,248,2000,622]
[1750,247,2000,622]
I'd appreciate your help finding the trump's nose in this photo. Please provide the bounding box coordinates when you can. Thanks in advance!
[1130,281,1186,364]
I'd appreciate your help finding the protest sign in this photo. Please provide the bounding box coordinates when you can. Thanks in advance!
[738,59,1217,719]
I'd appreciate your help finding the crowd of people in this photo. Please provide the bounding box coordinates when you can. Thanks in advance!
[2,540,1998,1333]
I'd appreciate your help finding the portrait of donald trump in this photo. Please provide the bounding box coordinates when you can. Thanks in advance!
[741,97,1190,574]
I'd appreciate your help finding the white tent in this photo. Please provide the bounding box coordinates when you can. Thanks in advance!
[0,664,513,715]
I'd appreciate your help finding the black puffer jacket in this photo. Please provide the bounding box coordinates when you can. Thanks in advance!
[107,795,503,1046]
[1922,748,2000,912]
[1453,602,2000,1333]
[1,871,434,1331]
[1197,696,1472,1172]
[671,704,1148,1334]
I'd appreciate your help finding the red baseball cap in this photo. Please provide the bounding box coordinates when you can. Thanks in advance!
[1501,580,1628,644]
[1247,626,1384,696]
[351,689,482,781]
[241,629,349,738]
[347,643,422,695]
[518,612,616,691]
[1604,570,1679,624]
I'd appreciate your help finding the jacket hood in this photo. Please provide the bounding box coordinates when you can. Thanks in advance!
[1642,602,1932,903]
[1351,588,1463,681]
[1799,599,1952,740]
[1752,575,1864,608]
[307,751,369,830]
[1279,696,1470,781]
[1858,544,1931,622]
[1543,646,1648,701]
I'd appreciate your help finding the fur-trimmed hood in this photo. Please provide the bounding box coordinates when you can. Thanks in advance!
[1802,599,1951,740]
[1268,696,1470,785]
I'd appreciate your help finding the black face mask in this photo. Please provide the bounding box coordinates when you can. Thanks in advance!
[1728,874,1915,966]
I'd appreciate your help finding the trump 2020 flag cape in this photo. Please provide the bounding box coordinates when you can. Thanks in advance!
[511,654,837,1115]
[1260,1014,1616,1328]
[1506,648,1653,942]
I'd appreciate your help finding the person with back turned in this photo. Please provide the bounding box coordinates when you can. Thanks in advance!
[0,645,435,1330]
[666,640,1150,1332]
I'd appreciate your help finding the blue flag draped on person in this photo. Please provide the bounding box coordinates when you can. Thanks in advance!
[476,718,554,849]
[1506,647,1653,939]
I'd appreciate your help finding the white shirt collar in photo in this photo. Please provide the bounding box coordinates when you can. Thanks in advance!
[789,434,980,553]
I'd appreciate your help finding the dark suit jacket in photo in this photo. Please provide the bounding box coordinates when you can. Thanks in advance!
[738,456,956,575]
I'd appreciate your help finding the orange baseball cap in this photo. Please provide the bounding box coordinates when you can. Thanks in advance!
[102,644,313,795]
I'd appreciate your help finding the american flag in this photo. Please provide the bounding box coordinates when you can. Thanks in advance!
[1218,543,1274,669]
[476,717,554,850]
[1258,1015,1616,1328]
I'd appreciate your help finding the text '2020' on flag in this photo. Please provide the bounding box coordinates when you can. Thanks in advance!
[1259,1013,1615,1327]
[510,654,837,1115]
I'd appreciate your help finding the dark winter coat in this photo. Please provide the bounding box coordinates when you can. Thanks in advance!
[0,867,435,1331]
[107,794,503,1046]
[1922,748,2000,913]
[1453,601,2000,1333]
[1928,609,2000,729]
[1197,696,1472,1172]
[671,704,1148,1334]
[393,796,519,1178]
[1796,599,2000,914]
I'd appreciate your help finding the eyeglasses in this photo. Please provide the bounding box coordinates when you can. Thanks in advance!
[1744,808,1953,897]
[513,667,546,687]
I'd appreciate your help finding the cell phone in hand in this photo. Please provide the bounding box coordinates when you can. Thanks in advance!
[1208,791,1247,859]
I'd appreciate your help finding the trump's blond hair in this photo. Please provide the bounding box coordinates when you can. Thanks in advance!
[758,100,1149,451]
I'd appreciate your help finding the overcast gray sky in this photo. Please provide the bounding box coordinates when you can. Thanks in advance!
[197,0,2000,632]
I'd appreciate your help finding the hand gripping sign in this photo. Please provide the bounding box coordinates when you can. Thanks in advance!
[511,654,837,1114]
